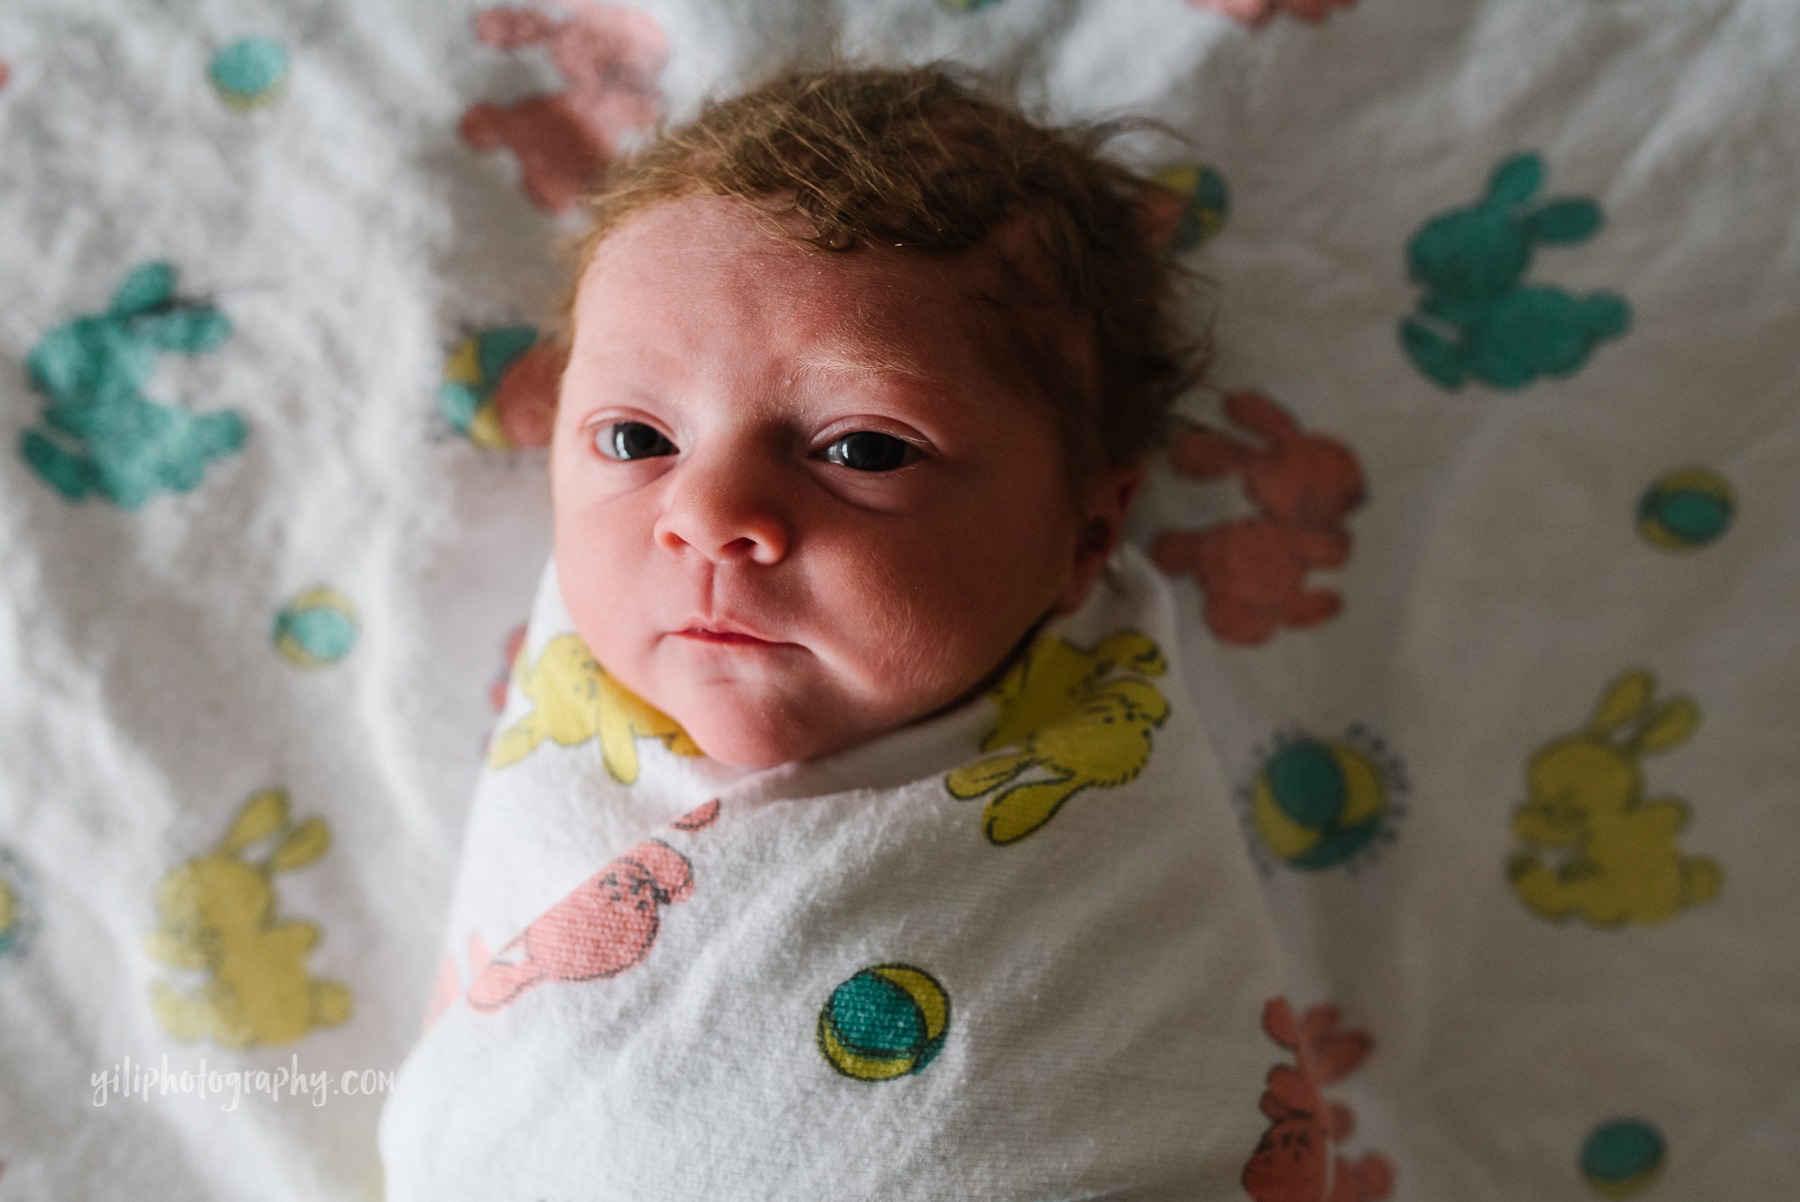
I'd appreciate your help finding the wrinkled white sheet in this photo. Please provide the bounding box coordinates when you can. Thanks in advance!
[0,0,1795,1197]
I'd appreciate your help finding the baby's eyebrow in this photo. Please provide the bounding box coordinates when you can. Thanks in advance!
[790,339,946,389]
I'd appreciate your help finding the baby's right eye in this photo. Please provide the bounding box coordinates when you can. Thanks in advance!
[597,421,676,461]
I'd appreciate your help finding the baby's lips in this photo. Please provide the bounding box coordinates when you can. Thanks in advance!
[678,629,779,646]
[670,610,795,646]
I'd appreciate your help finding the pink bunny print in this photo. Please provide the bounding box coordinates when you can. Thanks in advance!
[1152,392,1366,645]
[460,2,667,212]
[467,838,694,1012]
[1244,998,1393,1202]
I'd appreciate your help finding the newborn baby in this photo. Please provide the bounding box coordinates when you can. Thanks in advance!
[554,183,1134,773]
[383,66,1283,1199]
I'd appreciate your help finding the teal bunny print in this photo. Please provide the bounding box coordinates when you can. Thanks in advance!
[21,262,246,509]
[1400,153,1629,391]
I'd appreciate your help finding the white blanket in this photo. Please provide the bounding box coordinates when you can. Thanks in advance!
[382,548,1286,1200]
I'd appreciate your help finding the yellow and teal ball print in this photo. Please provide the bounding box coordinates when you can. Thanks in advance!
[0,847,38,969]
[817,964,950,1081]
[1580,1118,1665,1197]
[439,326,540,450]
[272,587,360,669]
[209,39,290,111]
[1153,164,1230,253]
[1637,468,1733,551]
[1247,727,1404,872]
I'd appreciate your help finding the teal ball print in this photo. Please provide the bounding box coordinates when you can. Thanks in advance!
[1247,728,1404,873]
[817,964,950,1081]
[1580,1118,1665,1197]
[1637,468,1733,551]
[1153,164,1230,253]
[272,587,360,669]
[210,38,290,110]
[438,325,541,449]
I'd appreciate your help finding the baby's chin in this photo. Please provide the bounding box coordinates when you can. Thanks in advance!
[669,696,890,770]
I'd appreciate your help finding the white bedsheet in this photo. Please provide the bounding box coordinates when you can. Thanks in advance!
[0,1,1794,1198]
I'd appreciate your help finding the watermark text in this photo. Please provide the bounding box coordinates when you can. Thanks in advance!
[91,1054,394,1111]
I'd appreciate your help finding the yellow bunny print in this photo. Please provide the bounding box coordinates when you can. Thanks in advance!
[946,629,1170,845]
[488,633,700,782]
[1508,669,1722,926]
[146,789,352,1048]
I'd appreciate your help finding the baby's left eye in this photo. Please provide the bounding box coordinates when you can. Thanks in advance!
[823,431,917,472]
[597,421,676,461]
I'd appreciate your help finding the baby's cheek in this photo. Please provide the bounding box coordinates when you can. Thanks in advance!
[554,545,649,682]
[849,599,999,718]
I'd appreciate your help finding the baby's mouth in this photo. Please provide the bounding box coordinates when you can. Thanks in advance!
[674,626,788,647]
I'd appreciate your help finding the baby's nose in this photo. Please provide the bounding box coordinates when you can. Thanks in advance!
[651,455,790,565]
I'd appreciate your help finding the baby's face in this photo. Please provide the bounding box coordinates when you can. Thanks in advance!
[553,196,1135,768]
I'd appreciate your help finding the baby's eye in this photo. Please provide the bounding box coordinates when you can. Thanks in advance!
[823,431,917,472]
[597,421,676,461]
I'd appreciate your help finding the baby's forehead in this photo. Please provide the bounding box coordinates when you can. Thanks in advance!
[575,194,1097,459]
[801,243,1091,413]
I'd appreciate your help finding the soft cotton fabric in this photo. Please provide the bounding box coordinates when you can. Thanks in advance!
[382,548,1285,1200]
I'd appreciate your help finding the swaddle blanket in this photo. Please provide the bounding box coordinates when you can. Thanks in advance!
[381,546,1288,1200]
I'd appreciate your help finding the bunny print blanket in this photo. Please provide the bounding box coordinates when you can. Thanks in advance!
[8,3,1796,1197]
[380,547,1289,1200]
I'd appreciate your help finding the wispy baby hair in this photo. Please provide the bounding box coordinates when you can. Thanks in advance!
[575,63,1208,483]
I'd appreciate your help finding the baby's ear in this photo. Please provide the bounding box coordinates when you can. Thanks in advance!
[494,342,565,449]
[1052,463,1145,616]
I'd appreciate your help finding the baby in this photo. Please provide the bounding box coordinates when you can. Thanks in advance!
[552,67,1193,771]
[383,66,1282,1199]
